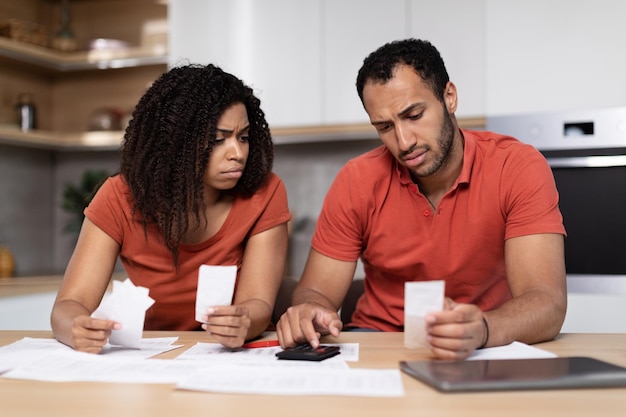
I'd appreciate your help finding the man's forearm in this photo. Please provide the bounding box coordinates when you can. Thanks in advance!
[291,286,340,312]
[485,289,566,347]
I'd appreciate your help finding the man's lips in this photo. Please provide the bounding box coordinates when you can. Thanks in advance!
[403,149,427,167]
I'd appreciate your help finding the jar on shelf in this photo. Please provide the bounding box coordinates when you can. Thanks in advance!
[0,245,15,278]
[16,93,37,131]
[52,0,77,52]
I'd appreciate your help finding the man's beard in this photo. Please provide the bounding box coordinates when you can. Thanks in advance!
[414,107,455,178]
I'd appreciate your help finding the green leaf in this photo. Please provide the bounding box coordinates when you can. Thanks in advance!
[61,169,110,234]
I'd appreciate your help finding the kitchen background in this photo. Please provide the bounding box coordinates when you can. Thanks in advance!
[1,0,625,281]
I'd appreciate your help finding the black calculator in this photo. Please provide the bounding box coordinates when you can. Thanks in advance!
[275,344,341,361]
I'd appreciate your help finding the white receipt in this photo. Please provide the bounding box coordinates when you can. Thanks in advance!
[195,265,237,323]
[404,280,445,349]
[91,279,155,348]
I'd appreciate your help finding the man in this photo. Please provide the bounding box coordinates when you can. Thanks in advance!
[276,39,567,360]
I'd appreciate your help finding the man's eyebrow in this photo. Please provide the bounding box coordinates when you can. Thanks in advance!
[398,102,425,118]
[371,119,390,127]
[370,102,426,126]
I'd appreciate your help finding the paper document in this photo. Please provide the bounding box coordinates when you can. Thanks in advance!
[91,278,155,348]
[3,351,202,383]
[195,265,237,323]
[175,342,359,365]
[467,341,557,361]
[0,336,182,373]
[177,366,405,397]
[2,339,380,395]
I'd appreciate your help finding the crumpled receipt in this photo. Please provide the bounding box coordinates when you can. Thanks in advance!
[91,278,155,348]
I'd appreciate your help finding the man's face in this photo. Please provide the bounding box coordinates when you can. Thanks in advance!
[362,64,457,180]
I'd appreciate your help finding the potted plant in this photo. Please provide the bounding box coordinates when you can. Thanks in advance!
[61,169,110,234]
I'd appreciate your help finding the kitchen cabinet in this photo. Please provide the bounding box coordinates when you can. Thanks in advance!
[170,0,487,128]
[408,0,486,118]
[169,0,323,128]
[485,0,626,115]
[323,0,407,125]
[324,0,486,122]
[170,0,409,127]
[326,0,487,121]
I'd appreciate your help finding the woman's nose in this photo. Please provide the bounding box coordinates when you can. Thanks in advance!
[227,138,244,160]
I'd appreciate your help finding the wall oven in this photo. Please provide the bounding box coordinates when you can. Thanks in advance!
[487,107,626,295]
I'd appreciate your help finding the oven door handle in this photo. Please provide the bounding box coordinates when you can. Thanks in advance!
[546,155,626,168]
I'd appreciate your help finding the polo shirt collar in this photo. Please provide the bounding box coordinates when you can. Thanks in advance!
[456,128,475,186]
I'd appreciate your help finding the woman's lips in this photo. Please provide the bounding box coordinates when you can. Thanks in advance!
[222,168,243,179]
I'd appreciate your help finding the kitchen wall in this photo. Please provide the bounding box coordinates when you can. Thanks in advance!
[0,144,55,274]
[485,0,626,115]
[0,144,120,276]
[274,139,379,276]
[4,0,626,278]
[0,137,378,278]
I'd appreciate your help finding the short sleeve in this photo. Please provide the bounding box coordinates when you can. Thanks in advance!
[312,162,364,261]
[501,145,566,239]
[248,173,292,236]
[84,176,130,244]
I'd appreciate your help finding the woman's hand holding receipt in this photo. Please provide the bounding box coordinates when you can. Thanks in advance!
[201,304,252,348]
[69,316,122,354]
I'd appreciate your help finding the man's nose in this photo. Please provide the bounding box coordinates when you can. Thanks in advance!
[395,125,415,152]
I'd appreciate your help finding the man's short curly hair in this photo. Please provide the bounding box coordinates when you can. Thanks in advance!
[120,63,274,262]
[356,38,450,104]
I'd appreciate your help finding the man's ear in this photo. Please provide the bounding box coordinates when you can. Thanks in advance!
[443,81,458,113]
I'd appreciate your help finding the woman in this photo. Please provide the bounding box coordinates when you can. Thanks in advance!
[51,64,291,352]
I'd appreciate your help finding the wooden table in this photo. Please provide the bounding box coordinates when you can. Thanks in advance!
[1,331,626,417]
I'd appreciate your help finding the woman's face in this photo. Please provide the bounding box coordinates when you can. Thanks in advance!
[204,102,250,192]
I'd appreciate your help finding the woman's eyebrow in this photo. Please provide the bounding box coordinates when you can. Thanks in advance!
[216,124,250,135]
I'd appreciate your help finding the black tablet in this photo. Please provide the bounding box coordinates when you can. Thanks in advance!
[400,356,626,392]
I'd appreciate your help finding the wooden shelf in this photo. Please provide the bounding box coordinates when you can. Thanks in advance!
[0,36,168,72]
[272,117,486,145]
[0,126,124,151]
[0,117,487,151]
[0,37,486,149]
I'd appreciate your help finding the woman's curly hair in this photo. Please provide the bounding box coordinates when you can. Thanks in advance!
[120,63,274,263]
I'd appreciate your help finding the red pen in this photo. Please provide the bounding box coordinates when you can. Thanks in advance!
[242,339,280,349]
